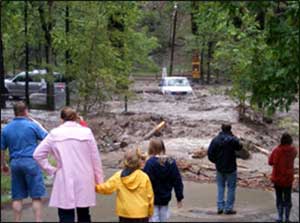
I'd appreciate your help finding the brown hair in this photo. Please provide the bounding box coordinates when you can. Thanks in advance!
[280,132,293,145]
[221,123,232,133]
[123,148,142,170]
[13,101,28,116]
[148,139,166,156]
[60,107,78,122]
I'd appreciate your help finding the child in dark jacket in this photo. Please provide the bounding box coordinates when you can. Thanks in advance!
[143,139,184,222]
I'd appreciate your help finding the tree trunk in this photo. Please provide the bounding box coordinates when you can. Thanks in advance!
[190,1,198,35]
[200,47,204,84]
[206,41,212,84]
[169,6,177,76]
[0,0,6,108]
[191,1,200,82]
[38,40,42,64]
[24,0,30,106]
[65,3,70,106]
[38,1,55,110]
[216,69,220,84]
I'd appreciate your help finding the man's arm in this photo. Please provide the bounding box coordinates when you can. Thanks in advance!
[31,120,48,141]
[233,136,243,151]
[208,138,217,163]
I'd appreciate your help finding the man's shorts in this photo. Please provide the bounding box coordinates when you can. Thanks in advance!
[10,157,46,200]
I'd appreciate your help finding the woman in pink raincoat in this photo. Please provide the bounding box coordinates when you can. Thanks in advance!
[33,107,104,222]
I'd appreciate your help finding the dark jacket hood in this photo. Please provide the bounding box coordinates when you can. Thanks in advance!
[148,155,175,179]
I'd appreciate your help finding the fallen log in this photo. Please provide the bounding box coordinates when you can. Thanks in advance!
[143,121,166,140]
[253,145,270,156]
[237,164,249,169]
[197,164,215,171]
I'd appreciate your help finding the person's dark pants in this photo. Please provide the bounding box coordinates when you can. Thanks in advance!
[119,216,149,223]
[58,207,91,222]
[274,185,292,222]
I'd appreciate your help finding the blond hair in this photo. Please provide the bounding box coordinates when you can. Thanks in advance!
[123,148,143,170]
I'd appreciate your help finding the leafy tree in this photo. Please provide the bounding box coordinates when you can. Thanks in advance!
[52,2,158,113]
[195,1,299,118]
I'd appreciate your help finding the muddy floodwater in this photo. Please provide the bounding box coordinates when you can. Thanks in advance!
[1,79,299,222]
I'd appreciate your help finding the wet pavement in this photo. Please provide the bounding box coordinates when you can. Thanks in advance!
[1,168,299,222]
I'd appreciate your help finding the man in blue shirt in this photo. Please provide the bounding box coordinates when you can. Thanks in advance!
[1,101,48,222]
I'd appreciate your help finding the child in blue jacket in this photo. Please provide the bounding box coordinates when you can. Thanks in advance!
[143,139,184,222]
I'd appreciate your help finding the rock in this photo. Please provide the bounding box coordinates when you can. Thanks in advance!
[120,121,129,128]
[176,159,192,171]
[191,148,207,159]
[112,143,121,150]
[120,141,128,148]
[236,148,251,160]
[263,116,273,124]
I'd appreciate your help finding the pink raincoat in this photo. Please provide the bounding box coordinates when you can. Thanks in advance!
[33,121,104,209]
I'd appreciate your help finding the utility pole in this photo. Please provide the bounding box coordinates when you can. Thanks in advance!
[65,3,70,105]
[169,2,177,76]
[25,0,30,106]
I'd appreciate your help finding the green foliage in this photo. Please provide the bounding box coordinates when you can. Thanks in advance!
[3,1,158,113]
[1,175,11,195]
[194,1,299,116]
[278,117,299,136]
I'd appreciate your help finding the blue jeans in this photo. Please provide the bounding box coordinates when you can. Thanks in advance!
[150,205,170,222]
[216,171,237,211]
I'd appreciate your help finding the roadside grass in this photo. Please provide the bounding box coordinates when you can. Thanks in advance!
[1,175,11,204]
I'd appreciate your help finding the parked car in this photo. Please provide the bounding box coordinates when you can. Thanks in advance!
[159,76,193,95]
[4,69,66,99]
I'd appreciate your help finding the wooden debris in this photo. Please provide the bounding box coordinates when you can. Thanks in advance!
[253,145,270,156]
[143,121,166,140]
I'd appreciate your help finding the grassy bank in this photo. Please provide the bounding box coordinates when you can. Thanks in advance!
[1,175,11,205]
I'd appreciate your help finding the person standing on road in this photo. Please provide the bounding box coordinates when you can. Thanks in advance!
[269,133,298,223]
[33,107,104,222]
[1,101,48,222]
[96,148,154,223]
[143,139,184,222]
[208,124,242,215]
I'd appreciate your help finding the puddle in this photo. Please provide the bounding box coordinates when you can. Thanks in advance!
[169,181,275,220]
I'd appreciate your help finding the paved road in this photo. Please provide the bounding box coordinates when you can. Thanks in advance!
[1,168,298,222]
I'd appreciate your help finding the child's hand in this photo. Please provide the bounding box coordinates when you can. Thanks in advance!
[177,201,183,208]
[95,185,100,193]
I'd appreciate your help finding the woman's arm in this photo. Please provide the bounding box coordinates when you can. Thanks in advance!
[88,131,104,184]
[33,135,57,176]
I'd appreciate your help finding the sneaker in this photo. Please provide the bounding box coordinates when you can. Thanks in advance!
[224,210,237,215]
[217,209,223,214]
